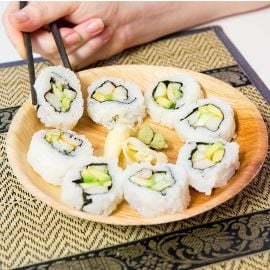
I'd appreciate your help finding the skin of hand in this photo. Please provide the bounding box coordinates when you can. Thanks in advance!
[3,1,270,70]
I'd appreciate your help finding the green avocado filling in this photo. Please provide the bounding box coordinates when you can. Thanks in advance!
[191,141,225,170]
[187,104,224,131]
[92,81,128,102]
[153,81,183,109]
[136,124,168,150]
[45,130,82,154]
[80,164,112,188]
[129,168,174,192]
[45,80,77,112]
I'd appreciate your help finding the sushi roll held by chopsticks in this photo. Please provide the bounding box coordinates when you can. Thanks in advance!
[34,66,84,130]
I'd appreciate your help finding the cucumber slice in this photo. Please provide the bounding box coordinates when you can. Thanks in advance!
[90,165,108,173]
[188,111,200,126]
[167,82,183,102]
[45,92,62,111]
[112,86,128,101]
[197,144,210,153]
[155,97,175,109]
[195,112,213,127]
[154,82,167,99]
[97,82,115,95]
[151,172,166,183]
[205,117,222,131]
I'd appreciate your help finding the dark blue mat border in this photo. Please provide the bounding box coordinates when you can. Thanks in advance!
[15,208,270,270]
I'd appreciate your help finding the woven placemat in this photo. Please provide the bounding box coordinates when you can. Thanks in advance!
[0,26,269,270]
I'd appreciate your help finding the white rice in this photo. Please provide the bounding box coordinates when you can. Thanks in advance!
[174,97,236,141]
[177,138,240,195]
[61,157,123,216]
[145,74,203,129]
[123,162,190,217]
[27,129,93,185]
[87,77,146,129]
[35,66,83,130]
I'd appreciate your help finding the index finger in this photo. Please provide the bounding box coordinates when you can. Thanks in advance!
[2,2,26,59]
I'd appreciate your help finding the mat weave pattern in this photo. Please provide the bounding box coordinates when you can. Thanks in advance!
[0,28,269,269]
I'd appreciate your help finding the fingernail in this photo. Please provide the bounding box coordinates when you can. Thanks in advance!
[86,18,104,34]
[12,11,29,23]
[64,32,81,45]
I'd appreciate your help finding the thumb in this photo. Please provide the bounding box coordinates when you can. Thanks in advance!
[8,2,77,32]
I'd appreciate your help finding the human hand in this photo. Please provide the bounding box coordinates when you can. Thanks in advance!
[3,2,113,69]
[3,2,270,70]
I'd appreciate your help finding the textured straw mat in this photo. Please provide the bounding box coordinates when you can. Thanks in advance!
[0,26,269,270]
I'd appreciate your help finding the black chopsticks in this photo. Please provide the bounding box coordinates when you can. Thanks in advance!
[20,1,37,105]
[19,1,72,106]
[50,23,72,70]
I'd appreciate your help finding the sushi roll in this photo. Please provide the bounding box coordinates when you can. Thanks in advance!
[145,74,202,128]
[87,77,146,129]
[177,139,240,195]
[174,98,235,141]
[27,129,93,185]
[35,66,83,130]
[61,157,123,216]
[123,163,190,217]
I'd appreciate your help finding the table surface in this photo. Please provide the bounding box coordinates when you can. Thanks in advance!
[1,2,269,90]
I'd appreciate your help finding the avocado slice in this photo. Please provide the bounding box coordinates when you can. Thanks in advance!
[52,84,64,100]
[204,142,224,159]
[130,176,154,187]
[198,105,209,114]
[151,181,171,192]
[207,104,223,118]
[61,97,71,111]
[55,82,64,90]
[63,89,76,100]
[81,167,111,184]
[92,92,106,102]
[155,97,175,109]
[45,131,61,144]
[154,82,167,99]
[212,148,225,163]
